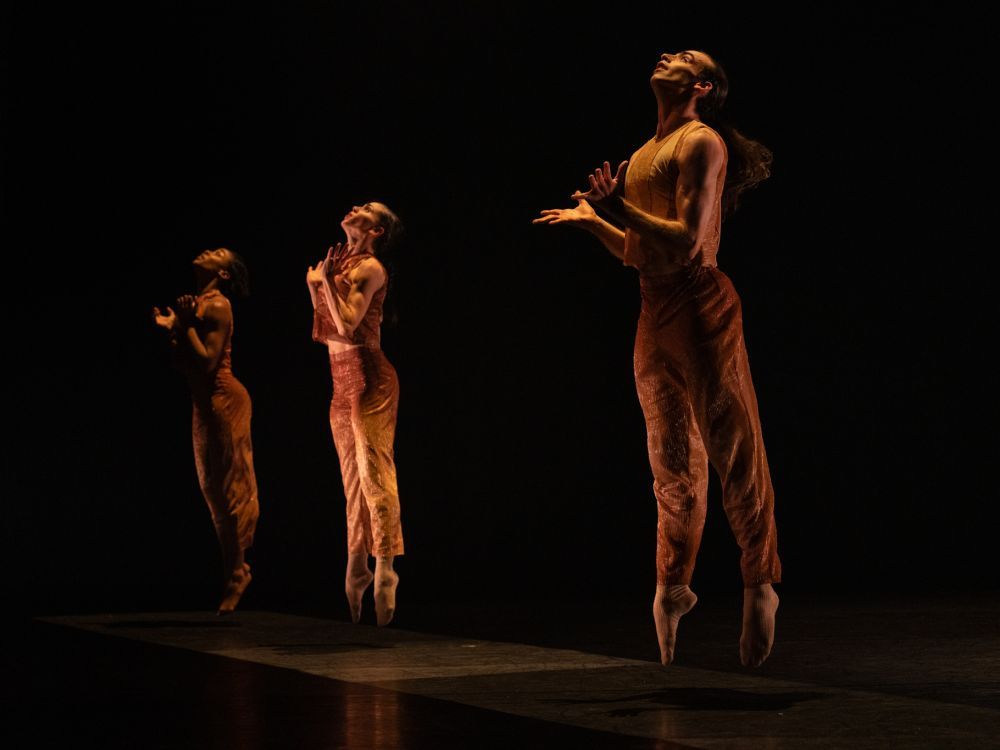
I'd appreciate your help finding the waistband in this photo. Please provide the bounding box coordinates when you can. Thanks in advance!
[329,344,383,362]
[639,264,720,289]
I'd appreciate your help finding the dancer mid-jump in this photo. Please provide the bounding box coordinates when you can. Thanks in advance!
[535,50,780,667]
[153,248,260,615]
[307,201,404,627]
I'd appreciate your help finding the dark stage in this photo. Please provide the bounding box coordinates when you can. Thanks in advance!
[4,3,996,748]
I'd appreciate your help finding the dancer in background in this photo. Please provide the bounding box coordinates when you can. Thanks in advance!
[535,50,781,667]
[307,201,404,626]
[153,248,260,615]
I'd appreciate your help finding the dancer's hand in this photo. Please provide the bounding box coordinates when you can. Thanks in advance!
[307,244,339,285]
[175,294,198,325]
[306,264,326,285]
[533,197,597,227]
[571,160,627,203]
[152,306,177,331]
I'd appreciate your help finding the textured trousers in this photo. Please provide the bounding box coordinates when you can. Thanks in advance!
[191,371,260,551]
[329,347,404,558]
[634,266,781,587]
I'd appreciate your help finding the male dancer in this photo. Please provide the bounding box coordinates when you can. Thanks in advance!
[535,50,780,667]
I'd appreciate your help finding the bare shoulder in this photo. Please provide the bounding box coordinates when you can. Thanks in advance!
[679,126,726,176]
[682,126,725,159]
[351,256,388,288]
[202,295,233,323]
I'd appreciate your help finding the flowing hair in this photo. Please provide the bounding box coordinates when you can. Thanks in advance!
[695,57,773,216]
[370,202,404,326]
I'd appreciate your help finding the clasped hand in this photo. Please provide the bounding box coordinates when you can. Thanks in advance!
[152,294,198,332]
[306,243,344,286]
[573,160,627,203]
[533,160,627,227]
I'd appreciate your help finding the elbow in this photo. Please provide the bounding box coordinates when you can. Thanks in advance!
[339,309,360,336]
[665,228,699,260]
[656,232,696,259]
[678,227,699,253]
[200,353,222,374]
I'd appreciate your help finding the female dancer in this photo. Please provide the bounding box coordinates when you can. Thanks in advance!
[153,248,260,615]
[307,202,404,627]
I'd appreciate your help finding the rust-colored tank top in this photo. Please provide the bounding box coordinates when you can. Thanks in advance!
[196,290,233,372]
[175,289,234,395]
[622,119,727,275]
[312,248,387,349]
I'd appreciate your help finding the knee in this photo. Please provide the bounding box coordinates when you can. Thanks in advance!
[653,479,700,513]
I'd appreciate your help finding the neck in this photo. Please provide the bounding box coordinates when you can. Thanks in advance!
[342,233,376,257]
[653,90,701,138]
[194,273,222,296]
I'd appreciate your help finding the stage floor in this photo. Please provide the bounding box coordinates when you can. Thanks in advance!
[17,593,1000,748]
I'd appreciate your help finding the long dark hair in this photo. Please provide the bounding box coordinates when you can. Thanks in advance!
[696,57,773,216]
[371,203,404,326]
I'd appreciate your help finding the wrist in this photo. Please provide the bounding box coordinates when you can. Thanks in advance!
[592,193,622,211]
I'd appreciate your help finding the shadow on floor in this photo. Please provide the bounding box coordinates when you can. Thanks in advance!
[551,688,829,714]
[102,619,240,629]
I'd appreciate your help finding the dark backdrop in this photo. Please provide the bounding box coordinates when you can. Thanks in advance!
[4,3,993,616]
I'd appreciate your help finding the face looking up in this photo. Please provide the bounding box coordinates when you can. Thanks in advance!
[650,50,716,97]
[193,247,235,279]
[341,202,387,242]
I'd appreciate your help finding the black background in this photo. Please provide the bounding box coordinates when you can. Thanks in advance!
[4,3,993,616]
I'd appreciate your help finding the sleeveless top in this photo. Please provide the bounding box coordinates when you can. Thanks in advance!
[175,289,234,394]
[195,289,233,372]
[312,247,387,349]
[622,119,727,275]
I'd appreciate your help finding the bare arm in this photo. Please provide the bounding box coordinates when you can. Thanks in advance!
[586,131,725,264]
[533,198,627,261]
[174,295,230,373]
[306,246,335,310]
[308,253,386,338]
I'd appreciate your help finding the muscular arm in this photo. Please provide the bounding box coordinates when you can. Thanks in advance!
[177,298,230,373]
[317,257,386,338]
[595,129,725,264]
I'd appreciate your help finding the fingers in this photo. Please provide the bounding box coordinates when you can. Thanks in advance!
[614,160,628,182]
[175,295,195,312]
[166,306,175,316]
[533,208,567,225]
[589,168,612,198]
[532,214,561,224]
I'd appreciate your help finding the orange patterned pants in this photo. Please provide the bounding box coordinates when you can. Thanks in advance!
[634,266,781,587]
[191,371,259,551]
[329,347,404,558]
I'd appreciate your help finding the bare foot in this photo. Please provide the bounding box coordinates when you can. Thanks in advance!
[374,557,398,627]
[740,584,778,667]
[653,584,697,665]
[345,554,374,624]
[217,563,251,615]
